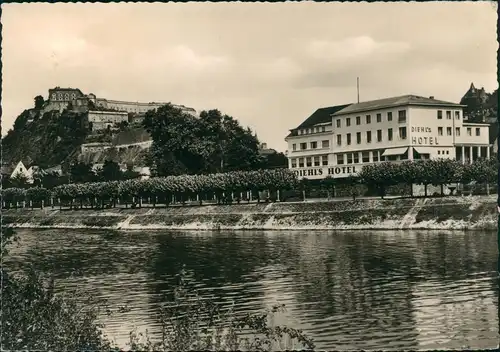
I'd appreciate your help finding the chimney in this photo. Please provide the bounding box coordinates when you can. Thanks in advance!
[429,96,434,99]
[261,143,268,150]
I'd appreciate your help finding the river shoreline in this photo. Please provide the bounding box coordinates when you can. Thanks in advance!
[2,195,497,231]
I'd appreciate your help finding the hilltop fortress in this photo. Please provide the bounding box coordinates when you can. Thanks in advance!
[41,86,197,117]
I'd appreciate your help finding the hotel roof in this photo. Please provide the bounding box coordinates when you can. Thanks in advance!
[293,104,351,130]
[332,95,465,116]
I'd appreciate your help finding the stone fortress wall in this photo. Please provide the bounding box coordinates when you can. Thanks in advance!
[42,87,197,118]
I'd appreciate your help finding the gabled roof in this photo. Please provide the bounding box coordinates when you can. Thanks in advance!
[294,104,352,130]
[1,161,26,176]
[332,95,465,116]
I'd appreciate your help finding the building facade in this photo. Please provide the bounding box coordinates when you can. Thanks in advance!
[87,110,129,131]
[285,95,491,180]
[42,87,198,117]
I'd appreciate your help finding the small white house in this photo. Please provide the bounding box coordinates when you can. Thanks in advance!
[133,166,151,180]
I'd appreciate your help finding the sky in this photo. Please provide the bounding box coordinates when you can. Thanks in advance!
[1,2,498,152]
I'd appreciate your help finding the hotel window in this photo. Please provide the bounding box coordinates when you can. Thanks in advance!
[438,127,443,136]
[347,153,353,164]
[467,128,472,136]
[455,127,460,136]
[337,154,344,165]
[307,128,311,134]
[347,133,352,145]
[437,110,443,119]
[314,156,320,166]
[438,150,441,155]
[455,111,460,120]
[300,142,307,150]
[300,130,304,135]
[388,128,393,141]
[306,157,312,167]
[346,118,351,127]
[291,158,297,168]
[366,115,371,124]
[399,127,407,140]
[476,128,480,136]
[446,127,452,136]
[321,126,326,132]
[336,119,341,128]
[356,116,361,125]
[310,141,318,149]
[337,135,342,145]
[398,110,406,123]
[387,112,393,121]
[362,151,370,163]
[377,129,382,142]
[292,144,297,151]
[366,131,372,143]
[446,111,451,119]
[356,132,361,144]
[322,155,328,166]
[353,153,360,164]
[373,151,379,162]
[322,140,330,148]
[446,150,450,155]
[298,158,304,167]
[376,113,382,123]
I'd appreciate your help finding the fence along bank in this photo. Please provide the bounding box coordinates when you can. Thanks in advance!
[285,94,491,193]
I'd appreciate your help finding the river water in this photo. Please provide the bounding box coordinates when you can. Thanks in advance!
[5,229,500,350]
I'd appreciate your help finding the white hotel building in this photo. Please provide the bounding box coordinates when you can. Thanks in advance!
[285,95,491,180]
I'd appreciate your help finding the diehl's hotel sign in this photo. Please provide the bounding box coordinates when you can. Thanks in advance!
[293,166,357,178]
[411,126,439,145]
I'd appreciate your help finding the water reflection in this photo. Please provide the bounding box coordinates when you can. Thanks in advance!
[5,229,499,350]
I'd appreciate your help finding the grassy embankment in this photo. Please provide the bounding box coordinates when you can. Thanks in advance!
[2,195,497,231]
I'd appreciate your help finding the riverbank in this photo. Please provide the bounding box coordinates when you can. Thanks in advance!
[2,195,497,231]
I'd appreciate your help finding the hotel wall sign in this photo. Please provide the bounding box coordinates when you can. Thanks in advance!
[411,126,439,145]
[412,136,439,145]
[293,166,357,178]
[411,127,432,133]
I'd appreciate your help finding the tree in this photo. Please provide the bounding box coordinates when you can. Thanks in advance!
[358,162,399,199]
[10,174,30,189]
[321,176,336,199]
[34,95,45,110]
[122,164,142,180]
[260,152,288,169]
[41,172,66,189]
[427,159,461,196]
[69,162,95,183]
[398,161,418,197]
[143,105,262,176]
[345,175,360,200]
[99,160,123,181]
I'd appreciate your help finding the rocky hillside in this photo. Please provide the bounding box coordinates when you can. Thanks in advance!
[2,108,89,168]
[2,107,152,169]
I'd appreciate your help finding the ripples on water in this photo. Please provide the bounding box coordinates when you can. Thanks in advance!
[5,229,499,350]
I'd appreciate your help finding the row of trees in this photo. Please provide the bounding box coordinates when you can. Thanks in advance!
[2,169,298,208]
[356,157,497,197]
[2,158,497,209]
